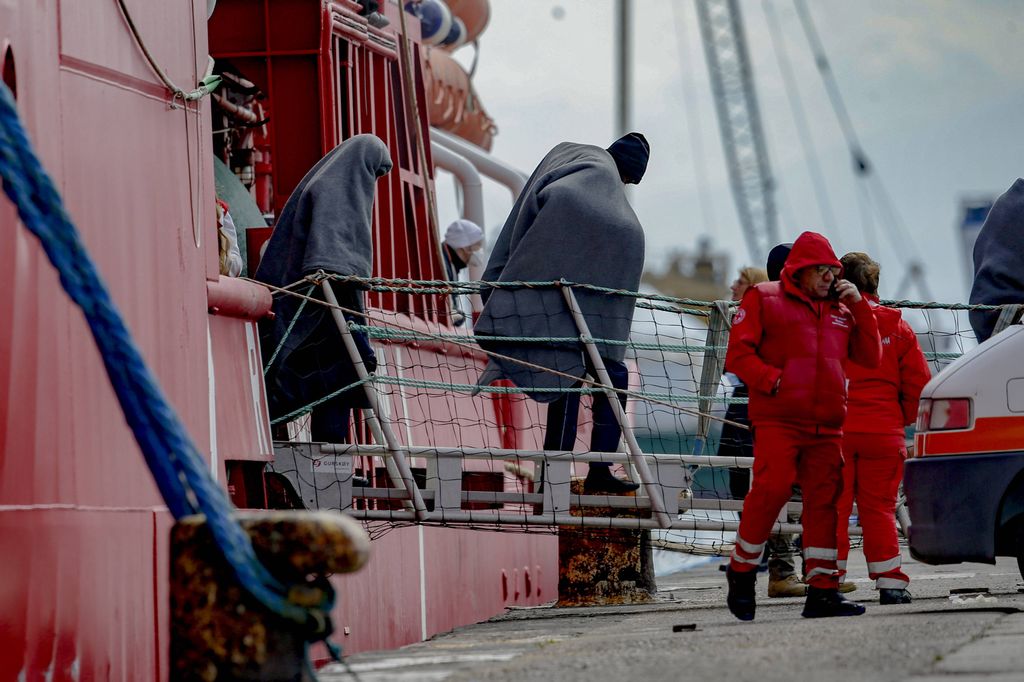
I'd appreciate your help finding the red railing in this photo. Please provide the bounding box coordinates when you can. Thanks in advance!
[210,0,447,322]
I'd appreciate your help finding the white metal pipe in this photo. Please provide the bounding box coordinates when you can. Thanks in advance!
[430,141,486,313]
[430,127,528,199]
[430,142,485,232]
[349,508,825,534]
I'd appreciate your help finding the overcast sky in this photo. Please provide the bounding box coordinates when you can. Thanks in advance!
[434,0,1024,303]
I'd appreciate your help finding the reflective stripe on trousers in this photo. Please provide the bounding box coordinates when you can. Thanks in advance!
[730,425,842,589]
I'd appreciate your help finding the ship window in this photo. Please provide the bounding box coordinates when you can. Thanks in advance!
[2,45,15,98]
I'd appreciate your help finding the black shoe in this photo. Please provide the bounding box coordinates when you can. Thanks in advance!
[801,586,866,618]
[583,467,640,494]
[726,567,757,621]
[879,588,912,605]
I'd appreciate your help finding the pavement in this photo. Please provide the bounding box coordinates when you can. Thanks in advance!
[321,549,1024,682]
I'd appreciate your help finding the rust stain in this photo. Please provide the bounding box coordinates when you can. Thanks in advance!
[557,480,656,607]
[170,511,369,681]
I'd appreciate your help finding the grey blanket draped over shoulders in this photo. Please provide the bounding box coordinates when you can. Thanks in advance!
[970,178,1024,343]
[255,134,392,418]
[473,142,645,402]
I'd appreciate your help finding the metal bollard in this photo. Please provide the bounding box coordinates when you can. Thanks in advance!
[170,511,370,681]
[557,479,656,606]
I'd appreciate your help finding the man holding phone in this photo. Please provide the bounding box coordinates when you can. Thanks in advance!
[724,231,882,620]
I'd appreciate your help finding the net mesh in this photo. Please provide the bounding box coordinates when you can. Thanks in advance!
[257,273,999,560]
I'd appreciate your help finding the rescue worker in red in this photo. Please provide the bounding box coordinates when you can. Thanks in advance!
[835,252,931,605]
[725,231,882,620]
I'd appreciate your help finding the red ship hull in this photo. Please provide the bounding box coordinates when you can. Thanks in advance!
[0,1,555,678]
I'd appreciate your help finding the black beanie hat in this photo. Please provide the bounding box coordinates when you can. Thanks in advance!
[766,242,793,282]
[606,132,650,184]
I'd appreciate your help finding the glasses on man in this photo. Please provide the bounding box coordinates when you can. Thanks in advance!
[814,265,841,277]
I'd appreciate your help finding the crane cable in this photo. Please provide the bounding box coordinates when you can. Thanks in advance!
[762,0,838,234]
[792,0,921,274]
[670,2,718,236]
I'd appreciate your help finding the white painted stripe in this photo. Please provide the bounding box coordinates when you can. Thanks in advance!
[391,346,416,447]
[877,577,909,589]
[806,567,838,580]
[0,503,166,513]
[736,536,766,555]
[867,556,902,574]
[419,524,428,641]
[804,547,838,561]
[207,325,219,479]
[245,322,272,454]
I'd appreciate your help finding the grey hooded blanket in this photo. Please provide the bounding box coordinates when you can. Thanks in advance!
[970,178,1024,343]
[473,142,645,402]
[255,134,392,419]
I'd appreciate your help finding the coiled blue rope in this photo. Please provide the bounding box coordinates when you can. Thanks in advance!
[0,83,316,627]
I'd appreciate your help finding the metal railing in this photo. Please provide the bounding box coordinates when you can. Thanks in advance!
[264,276,1019,546]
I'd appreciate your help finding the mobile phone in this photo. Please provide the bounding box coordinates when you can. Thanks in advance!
[828,281,840,300]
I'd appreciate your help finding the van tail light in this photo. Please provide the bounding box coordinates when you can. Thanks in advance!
[920,398,972,431]
[916,399,931,432]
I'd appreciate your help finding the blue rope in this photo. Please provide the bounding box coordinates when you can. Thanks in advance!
[0,83,316,627]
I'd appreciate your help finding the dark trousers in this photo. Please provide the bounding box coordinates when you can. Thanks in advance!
[543,358,629,468]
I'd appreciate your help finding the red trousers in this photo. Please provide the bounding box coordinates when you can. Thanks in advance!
[837,433,910,589]
[730,424,843,589]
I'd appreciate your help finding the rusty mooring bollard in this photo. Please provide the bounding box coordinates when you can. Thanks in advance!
[170,511,370,682]
[557,479,656,606]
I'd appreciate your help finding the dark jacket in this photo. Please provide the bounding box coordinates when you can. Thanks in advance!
[969,178,1024,343]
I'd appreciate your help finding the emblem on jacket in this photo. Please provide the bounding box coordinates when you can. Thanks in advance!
[733,308,747,325]
[830,314,850,329]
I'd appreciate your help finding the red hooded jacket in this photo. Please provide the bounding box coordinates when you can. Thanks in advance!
[725,232,882,431]
[845,295,931,435]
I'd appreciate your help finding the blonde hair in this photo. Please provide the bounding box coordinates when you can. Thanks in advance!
[738,266,768,286]
[840,252,880,295]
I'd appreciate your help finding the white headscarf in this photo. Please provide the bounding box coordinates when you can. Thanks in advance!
[444,219,484,249]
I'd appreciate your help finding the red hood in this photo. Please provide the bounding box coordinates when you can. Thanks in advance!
[781,231,841,294]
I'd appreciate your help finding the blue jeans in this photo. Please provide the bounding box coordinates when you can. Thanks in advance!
[543,358,629,468]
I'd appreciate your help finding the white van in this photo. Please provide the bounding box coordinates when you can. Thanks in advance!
[904,322,1024,577]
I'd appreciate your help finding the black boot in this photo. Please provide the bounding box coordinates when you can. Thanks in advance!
[801,586,866,618]
[726,567,757,621]
[583,466,640,494]
[879,588,912,605]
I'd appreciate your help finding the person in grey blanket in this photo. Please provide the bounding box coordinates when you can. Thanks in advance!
[474,132,650,493]
[256,134,392,442]
[970,178,1024,343]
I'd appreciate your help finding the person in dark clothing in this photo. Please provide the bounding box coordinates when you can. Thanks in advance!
[723,266,768,500]
[765,242,793,282]
[475,132,650,493]
[256,134,392,442]
[969,179,1024,343]
[442,219,485,281]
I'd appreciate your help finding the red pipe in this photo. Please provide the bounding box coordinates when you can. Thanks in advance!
[207,276,274,320]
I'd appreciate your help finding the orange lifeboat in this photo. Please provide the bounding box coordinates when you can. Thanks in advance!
[419,0,496,149]
[422,46,496,150]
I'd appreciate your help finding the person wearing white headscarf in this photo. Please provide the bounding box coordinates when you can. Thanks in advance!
[442,218,485,279]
